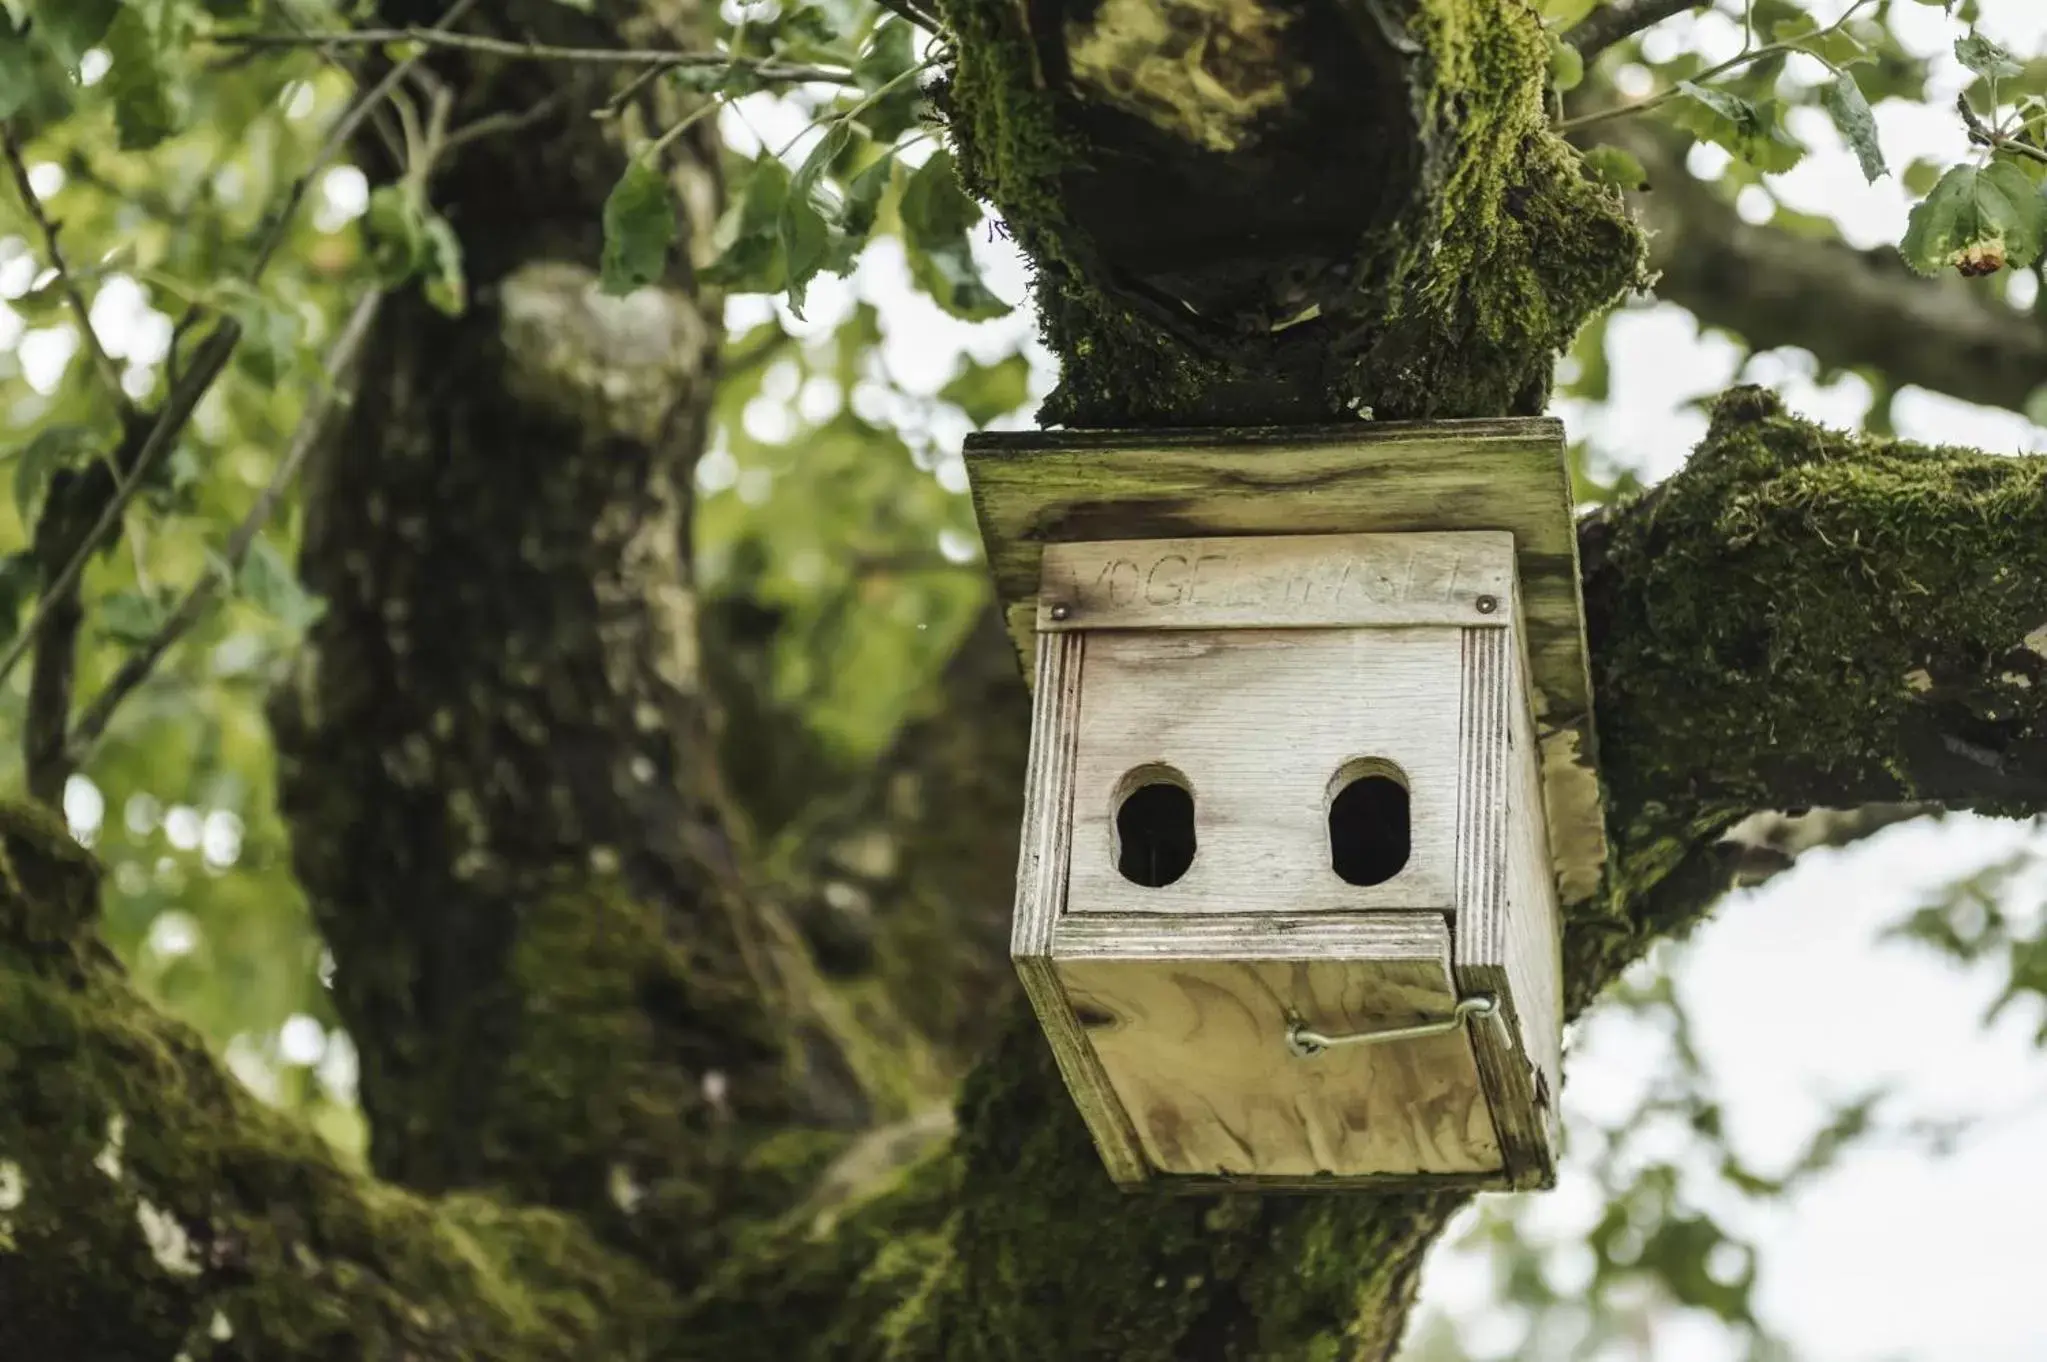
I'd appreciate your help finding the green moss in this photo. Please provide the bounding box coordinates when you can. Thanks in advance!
[936,0,1645,426]
[937,0,1236,423]
[0,810,680,1359]
[896,1015,1462,1361]
[1577,387,2047,1003]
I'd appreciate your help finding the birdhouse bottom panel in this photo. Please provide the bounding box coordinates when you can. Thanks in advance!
[1055,949,1505,1180]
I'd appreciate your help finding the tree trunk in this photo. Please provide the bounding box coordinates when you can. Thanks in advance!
[10,0,2047,1358]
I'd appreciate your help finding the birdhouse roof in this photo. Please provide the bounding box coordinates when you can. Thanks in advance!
[963,418,1606,906]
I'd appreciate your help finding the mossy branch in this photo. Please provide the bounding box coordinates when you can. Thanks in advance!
[0,804,682,1360]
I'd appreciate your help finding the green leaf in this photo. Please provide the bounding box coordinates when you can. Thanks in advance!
[851,18,921,141]
[363,185,431,285]
[1546,34,1583,94]
[899,153,1010,321]
[703,155,791,293]
[784,122,859,316]
[1902,156,1946,196]
[1581,145,1647,191]
[599,160,675,296]
[938,352,1030,425]
[838,152,894,252]
[1668,82,1805,174]
[99,588,168,647]
[1899,160,2047,277]
[11,423,89,523]
[1821,72,1885,183]
[1772,14,1871,68]
[1537,0,1596,26]
[28,0,117,65]
[421,215,466,317]
[1955,32,2022,80]
[103,8,179,150]
[0,19,36,120]
[237,537,325,633]
[233,298,300,386]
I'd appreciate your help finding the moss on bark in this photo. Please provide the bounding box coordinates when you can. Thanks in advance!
[0,805,681,1360]
[1577,387,2047,1006]
[938,0,1646,425]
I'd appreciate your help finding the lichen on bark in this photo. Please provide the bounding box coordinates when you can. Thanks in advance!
[937,0,1648,426]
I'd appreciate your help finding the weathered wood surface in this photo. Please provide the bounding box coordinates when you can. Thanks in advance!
[1064,628,1462,915]
[1037,532,1514,632]
[1453,625,1562,1187]
[1010,628,1151,1184]
[1054,915,1504,1180]
[966,420,1607,907]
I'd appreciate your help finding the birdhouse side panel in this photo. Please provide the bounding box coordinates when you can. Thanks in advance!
[1504,635,1564,1148]
[1063,628,1464,915]
[1452,625,1564,1187]
[1010,629,1152,1184]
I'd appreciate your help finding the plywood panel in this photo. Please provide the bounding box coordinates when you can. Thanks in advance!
[1037,532,1513,632]
[1010,631,1150,1184]
[1065,628,1461,914]
[964,420,1606,908]
[1055,922,1504,1179]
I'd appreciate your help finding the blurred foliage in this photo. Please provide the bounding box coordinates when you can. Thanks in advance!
[0,0,1022,1136]
[1888,840,2047,1041]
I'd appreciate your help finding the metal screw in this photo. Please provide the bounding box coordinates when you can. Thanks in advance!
[1048,603,1072,622]
[1475,595,1498,615]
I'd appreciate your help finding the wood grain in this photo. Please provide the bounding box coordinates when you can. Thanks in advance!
[1055,915,1504,1179]
[1011,630,1150,1184]
[1037,532,1513,632]
[1453,625,1562,1188]
[1064,628,1462,915]
[965,419,1607,908]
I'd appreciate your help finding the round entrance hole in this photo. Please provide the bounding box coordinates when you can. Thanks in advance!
[1114,767,1196,888]
[1328,760,1410,887]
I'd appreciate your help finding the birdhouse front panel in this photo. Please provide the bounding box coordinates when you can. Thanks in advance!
[1062,627,1463,916]
[969,420,1597,1193]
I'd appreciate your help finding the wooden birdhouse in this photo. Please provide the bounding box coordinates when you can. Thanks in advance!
[963,420,1605,1191]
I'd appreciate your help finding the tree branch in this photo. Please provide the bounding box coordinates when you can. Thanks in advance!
[210,26,857,86]
[1568,0,1711,60]
[1576,386,2047,1000]
[0,803,683,1360]
[0,323,241,696]
[1602,121,2047,415]
[63,292,384,764]
[0,125,136,424]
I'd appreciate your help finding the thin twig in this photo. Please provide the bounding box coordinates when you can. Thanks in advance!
[0,323,240,692]
[439,91,570,159]
[1558,0,1875,134]
[210,26,857,86]
[11,0,476,695]
[772,57,936,159]
[273,1,409,166]
[247,0,482,284]
[67,293,383,761]
[0,125,137,423]
[1568,0,1705,59]
[871,0,944,34]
